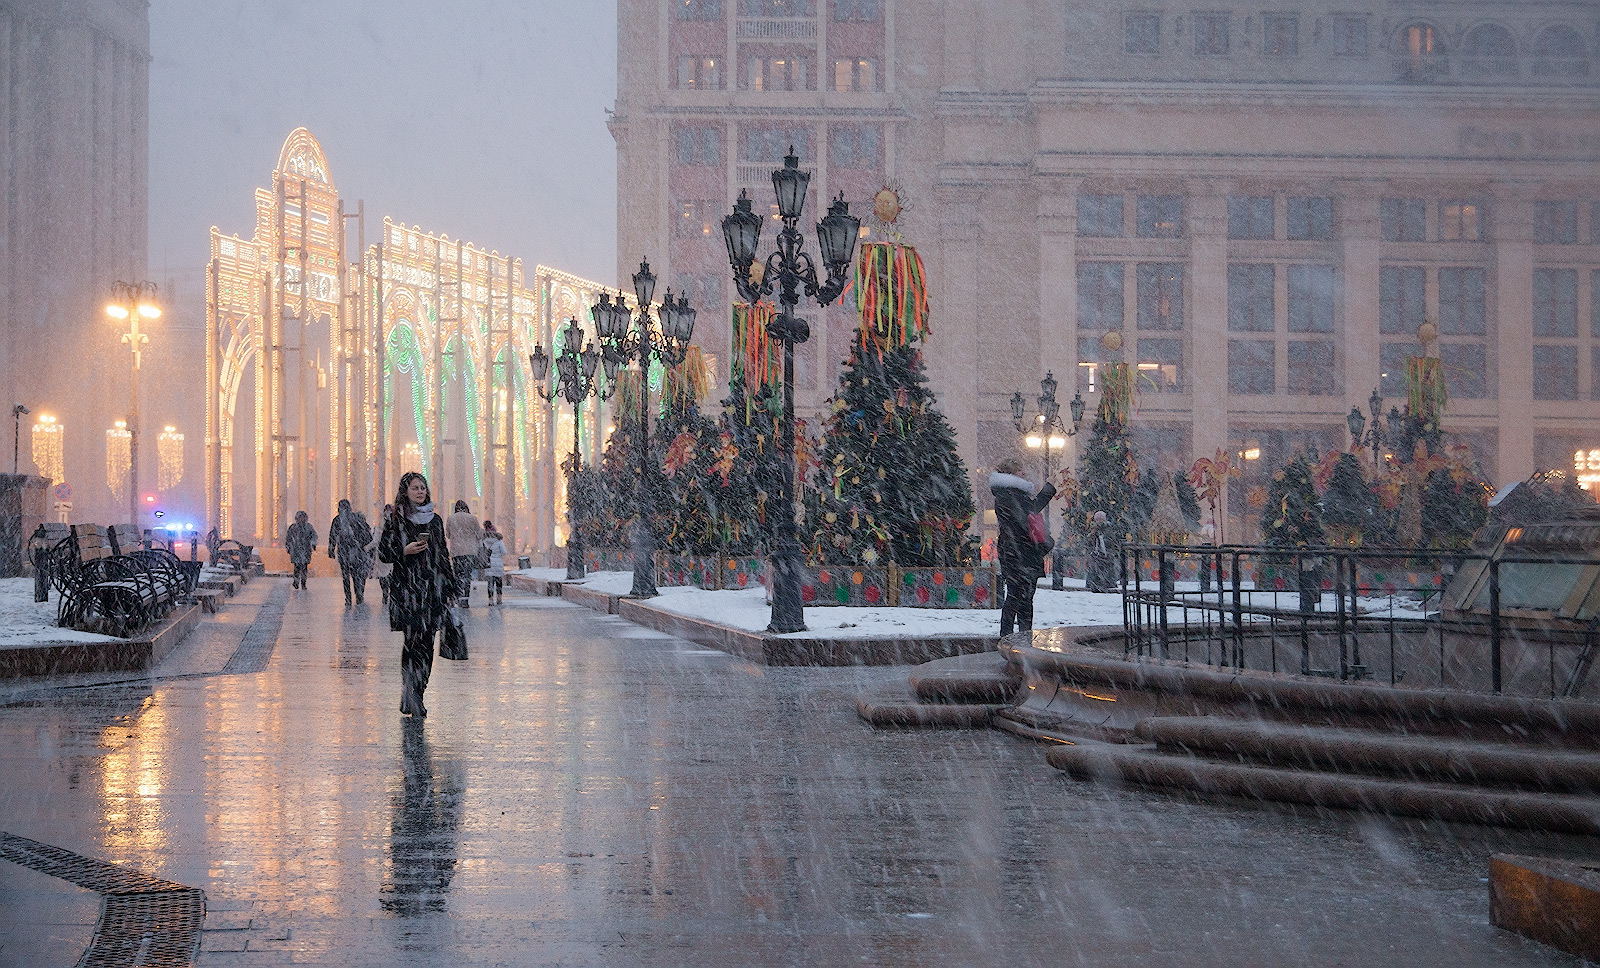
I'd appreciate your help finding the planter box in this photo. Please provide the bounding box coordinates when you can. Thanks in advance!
[801,563,997,608]
[655,553,719,589]
[719,555,768,591]
[803,566,892,606]
[583,546,633,573]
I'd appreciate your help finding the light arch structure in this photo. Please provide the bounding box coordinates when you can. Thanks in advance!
[208,128,615,555]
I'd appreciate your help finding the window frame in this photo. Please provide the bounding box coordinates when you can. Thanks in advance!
[1193,11,1231,56]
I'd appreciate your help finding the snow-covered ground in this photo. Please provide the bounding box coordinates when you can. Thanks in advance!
[514,568,1127,638]
[0,578,119,647]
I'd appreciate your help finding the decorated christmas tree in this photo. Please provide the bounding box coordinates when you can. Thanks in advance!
[1319,452,1378,547]
[1076,364,1141,542]
[1260,453,1324,550]
[649,350,725,556]
[807,344,977,566]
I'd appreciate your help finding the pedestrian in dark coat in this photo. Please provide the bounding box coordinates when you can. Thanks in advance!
[285,511,317,590]
[378,472,458,718]
[1085,510,1119,594]
[328,498,374,607]
[990,458,1056,636]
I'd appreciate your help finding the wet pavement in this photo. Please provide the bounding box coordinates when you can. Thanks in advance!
[0,577,1593,967]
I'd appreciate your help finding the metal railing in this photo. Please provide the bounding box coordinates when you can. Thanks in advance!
[736,17,817,40]
[1118,543,1600,701]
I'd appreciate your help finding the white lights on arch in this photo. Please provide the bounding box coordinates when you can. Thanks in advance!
[107,420,131,505]
[31,414,63,483]
[158,425,184,491]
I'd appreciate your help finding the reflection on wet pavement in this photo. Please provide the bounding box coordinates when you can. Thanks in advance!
[0,578,1589,966]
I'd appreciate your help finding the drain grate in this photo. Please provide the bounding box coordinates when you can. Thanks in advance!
[221,581,289,675]
[0,832,206,968]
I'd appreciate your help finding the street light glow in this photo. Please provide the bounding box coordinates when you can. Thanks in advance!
[105,303,129,319]
[138,302,161,319]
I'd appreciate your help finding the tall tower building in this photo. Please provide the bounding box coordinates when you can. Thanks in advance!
[0,0,149,523]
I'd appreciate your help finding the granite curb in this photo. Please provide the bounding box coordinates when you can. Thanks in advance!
[0,603,201,679]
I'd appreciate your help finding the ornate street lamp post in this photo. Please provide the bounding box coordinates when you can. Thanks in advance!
[106,281,161,531]
[722,148,860,633]
[1010,372,1086,589]
[531,316,615,580]
[592,262,697,599]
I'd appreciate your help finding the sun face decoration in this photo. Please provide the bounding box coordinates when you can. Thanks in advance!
[867,183,909,242]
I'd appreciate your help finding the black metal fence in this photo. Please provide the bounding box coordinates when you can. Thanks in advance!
[1119,544,1600,700]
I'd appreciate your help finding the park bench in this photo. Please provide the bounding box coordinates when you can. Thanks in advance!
[42,524,190,638]
[211,538,254,574]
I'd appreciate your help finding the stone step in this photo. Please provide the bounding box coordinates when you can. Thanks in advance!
[1046,743,1600,835]
[908,651,1019,705]
[1137,716,1600,794]
[855,687,1001,728]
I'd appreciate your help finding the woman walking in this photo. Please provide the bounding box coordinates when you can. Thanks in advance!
[990,458,1056,636]
[379,473,458,718]
[374,504,394,604]
[480,521,507,605]
[286,510,317,590]
[446,500,484,608]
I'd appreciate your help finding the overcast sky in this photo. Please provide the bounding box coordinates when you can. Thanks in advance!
[148,0,619,287]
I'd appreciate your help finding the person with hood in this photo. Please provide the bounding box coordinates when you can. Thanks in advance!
[990,458,1056,636]
[378,472,458,717]
[446,500,484,608]
[1085,509,1119,594]
[328,498,374,607]
[285,510,317,590]
[480,520,507,605]
[374,504,394,604]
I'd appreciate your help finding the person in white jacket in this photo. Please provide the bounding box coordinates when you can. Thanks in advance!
[480,521,507,605]
[446,500,484,608]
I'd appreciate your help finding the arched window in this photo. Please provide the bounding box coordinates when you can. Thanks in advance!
[1462,24,1517,76]
[1535,25,1589,77]
[1398,23,1446,79]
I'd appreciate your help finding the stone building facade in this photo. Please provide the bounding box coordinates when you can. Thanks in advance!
[0,0,149,524]
[614,0,1599,531]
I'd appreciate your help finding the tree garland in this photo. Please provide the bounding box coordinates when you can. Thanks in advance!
[854,242,930,355]
[665,345,710,413]
[1406,356,1447,427]
[732,302,780,388]
[1097,361,1137,426]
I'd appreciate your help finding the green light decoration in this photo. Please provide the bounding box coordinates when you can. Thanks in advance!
[444,334,484,495]
[385,321,431,477]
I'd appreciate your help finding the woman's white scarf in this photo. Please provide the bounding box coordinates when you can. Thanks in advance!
[408,502,435,526]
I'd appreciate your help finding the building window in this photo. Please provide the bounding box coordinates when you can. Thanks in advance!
[1137,338,1183,392]
[1438,267,1487,336]
[1263,14,1298,57]
[746,55,810,91]
[829,124,880,169]
[676,56,723,90]
[1077,194,1124,237]
[832,0,879,22]
[1286,196,1333,241]
[676,200,721,238]
[1287,340,1336,395]
[678,0,722,20]
[1534,344,1579,400]
[744,126,811,163]
[1462,24,1516,76]
[833,57,877,91]
[1077,336,1118,392]
[1125,12,1161,54]
[1534,201,1578,244]
[674,125,723,166]
[1194,12,1230,56]
[1228,196,1273,240]
[1227,264,1274,332]
[1593,269,1600,337]
[1137,263,1184,330]
[1592,346,1600,400]
[1381,198,1426,242]
[742,0,813,15]
[1534,25,1590,77]
[1077,263,1124,331]
[1228,340,1275,394]
[1136,194,1182,237]
[1331,15,1368,58]
[1379,342,1411,399]
[1443,343,1488,400]
[1379,265,1425,335]
[1440,201,1483,241]
[1287,265,1336,333]
[1534,268,1579,337]
[675,272,725,308]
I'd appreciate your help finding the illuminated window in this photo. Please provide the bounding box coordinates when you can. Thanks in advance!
[1287,196,1333,240]
[1575,448,1600,489]
[676,200,720,238]
[1381,198,1426,242]
[1125,12,1160,54]
[1228,196,1273,239]
[1077,336,1117,392]
[1263,14,1298,56]
[1440,201,1483,241]
[1194,12,1229,55]
[1228,264,1273,332]
[1137,263,1183,331]
[1077,263,1124,331]
[1534,201,1578,244]
[1331,15,1368,58]
[1078,194,1124,237]
[1137,338,1183,392]
[832,58,877,91]
[747,55,810,91]
[1228,340,1274,394]
[676,56,723,90]
[1136,194,1182,237]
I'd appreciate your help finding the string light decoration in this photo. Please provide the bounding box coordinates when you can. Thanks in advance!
[31,414,63,483]
[106,420,131,505]
[158,425,184,491]
[400,441,421,471]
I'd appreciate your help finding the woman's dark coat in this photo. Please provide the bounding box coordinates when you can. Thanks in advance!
[378,512,457,631]
[990,472,1056,579]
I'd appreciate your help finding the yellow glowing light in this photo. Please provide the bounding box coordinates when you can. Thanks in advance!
[138,302,161,319]
[1243,448,1261,461]
[1025,435,1043,448]
[31,415,64,483]
[158,426,184,491]
[105,303,129,319]
[106,422,132,504]
[1048,435,1067,448]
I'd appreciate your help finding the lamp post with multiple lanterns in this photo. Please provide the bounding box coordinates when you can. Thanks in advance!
[530,315,616,580]
[106,281,161,531]
[588,262,697,599]
[722,148,860,633]
[1009,371,1086,590]
[1346,387,1438,466]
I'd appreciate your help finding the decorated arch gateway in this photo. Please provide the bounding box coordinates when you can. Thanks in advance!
[206,128,613,553]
